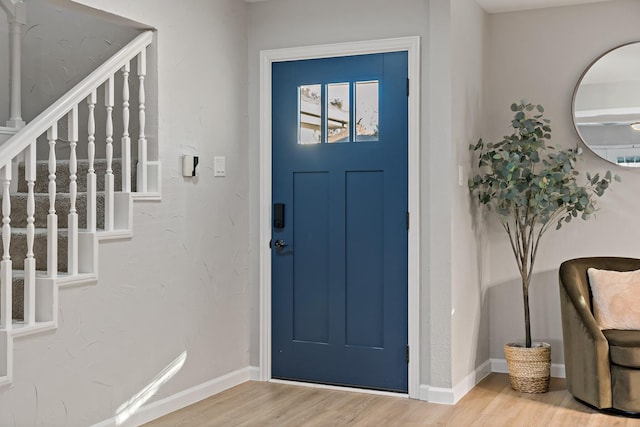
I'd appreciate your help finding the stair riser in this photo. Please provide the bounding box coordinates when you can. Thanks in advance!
[6,193,106,229]
[17,160,135,193]
[5,232,68,272]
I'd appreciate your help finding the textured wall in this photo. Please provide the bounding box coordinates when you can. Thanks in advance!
[486,0,640,365]
[0,0,250,425]
[20,1,141,122]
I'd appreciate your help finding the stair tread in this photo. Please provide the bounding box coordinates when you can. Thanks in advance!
[11,269,76,278]
[5,228,69,235]
[9,191,111,196]
[34,158,123,163]
[9,320,57,338]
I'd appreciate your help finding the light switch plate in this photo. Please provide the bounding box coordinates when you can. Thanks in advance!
[214,156,226,177]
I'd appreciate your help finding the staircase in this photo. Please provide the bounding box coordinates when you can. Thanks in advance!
[0,30,158,386]
[8,159,127,319]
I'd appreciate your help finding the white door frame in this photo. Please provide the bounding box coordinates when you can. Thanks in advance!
[259,36,421,399]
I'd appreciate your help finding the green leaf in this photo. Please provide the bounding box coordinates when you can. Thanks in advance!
[468,101,617,253]
[615,174,622,183]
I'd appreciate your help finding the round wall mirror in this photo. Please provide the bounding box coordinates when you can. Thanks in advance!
[573,42,640,167]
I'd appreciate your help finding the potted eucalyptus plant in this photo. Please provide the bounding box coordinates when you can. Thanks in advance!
[469,100,618,393]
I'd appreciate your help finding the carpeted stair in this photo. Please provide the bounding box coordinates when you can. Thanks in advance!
[4,159,130,321]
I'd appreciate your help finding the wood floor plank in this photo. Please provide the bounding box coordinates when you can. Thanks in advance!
[144,373,640,426]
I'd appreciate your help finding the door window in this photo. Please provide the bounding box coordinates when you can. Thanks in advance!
[297,80,379,144]
[299,84,322,145]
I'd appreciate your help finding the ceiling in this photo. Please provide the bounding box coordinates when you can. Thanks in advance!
[246,0,613,14]
[475,0,612,13]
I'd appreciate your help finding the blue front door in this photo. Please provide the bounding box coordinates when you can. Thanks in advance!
[271,52,408,392]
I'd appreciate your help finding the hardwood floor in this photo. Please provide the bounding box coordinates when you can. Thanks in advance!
[145,373,640,426]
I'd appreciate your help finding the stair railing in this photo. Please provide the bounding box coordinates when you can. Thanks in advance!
[0,30,154,330]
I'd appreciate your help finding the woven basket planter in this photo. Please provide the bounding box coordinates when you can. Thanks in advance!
[504,342,551,393]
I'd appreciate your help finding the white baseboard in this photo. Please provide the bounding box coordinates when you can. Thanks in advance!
[92,365,260,427]
[419,359,492,405]
[490,358,566,378]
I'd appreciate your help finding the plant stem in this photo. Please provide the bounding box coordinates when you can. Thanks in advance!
[523,274,532,348]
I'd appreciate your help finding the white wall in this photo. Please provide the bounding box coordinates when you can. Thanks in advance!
[450,0,489,386]
[0,0,250,425]
[426,0,453,389]
[486,0,640,365]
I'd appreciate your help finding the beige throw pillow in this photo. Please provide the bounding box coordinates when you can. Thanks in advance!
[587,267,640,330]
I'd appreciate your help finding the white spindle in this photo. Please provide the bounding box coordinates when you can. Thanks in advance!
[105,75,115,231]
[67,106,79,275]
[122,63,131,193]
[86,91,97,233]
[137,49,147,193]
[23,142,36,325]
[0,165,12,328]
[47,126,58,277]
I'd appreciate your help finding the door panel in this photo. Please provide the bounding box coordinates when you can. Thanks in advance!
[293,172,330,344]
[345,170,384,348]
[272,52,408,392]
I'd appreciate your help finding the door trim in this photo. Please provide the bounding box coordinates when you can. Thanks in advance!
[259,36,421,398]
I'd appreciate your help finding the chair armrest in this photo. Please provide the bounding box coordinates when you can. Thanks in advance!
[559,277,611,408]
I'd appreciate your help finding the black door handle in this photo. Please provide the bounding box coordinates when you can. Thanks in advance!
[274,239,288,250]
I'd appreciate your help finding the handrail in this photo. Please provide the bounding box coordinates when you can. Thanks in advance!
[0,30,153,167]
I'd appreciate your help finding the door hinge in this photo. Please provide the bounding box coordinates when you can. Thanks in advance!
[406,345,410,363]
[406,212,410,231]
[406,78,410,97]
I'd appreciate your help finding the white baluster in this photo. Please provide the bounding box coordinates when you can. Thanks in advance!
[122,63,131,193]
[105,75,115,231]
[0,165,12,329]
[86,91,97,233]
[23,142,36,325]
[68,106,79,275]
[47,126,58,277]
[137,49,147,193]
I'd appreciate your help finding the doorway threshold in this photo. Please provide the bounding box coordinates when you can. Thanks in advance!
[268,378,409,398]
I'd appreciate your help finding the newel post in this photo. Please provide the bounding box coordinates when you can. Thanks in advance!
[1,0,26,128]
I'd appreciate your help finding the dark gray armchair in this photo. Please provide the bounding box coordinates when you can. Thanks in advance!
[559,257,640,413]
